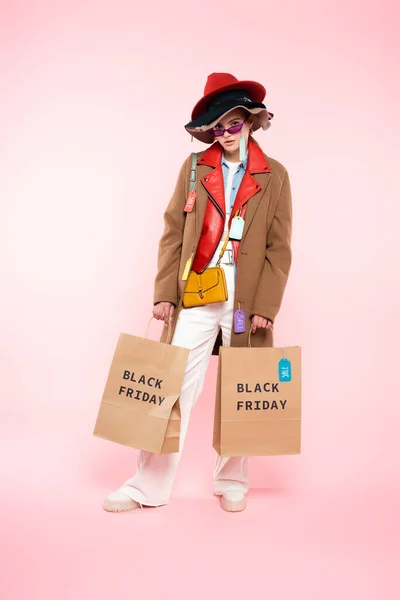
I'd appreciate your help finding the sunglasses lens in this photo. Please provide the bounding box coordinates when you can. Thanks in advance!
[212,120,245,136]
[228,123,243,134]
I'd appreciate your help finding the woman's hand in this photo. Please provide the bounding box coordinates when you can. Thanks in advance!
[251,315,273,333]
[153,302,175,327]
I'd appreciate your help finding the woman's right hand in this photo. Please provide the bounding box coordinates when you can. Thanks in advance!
[153,302,175,327]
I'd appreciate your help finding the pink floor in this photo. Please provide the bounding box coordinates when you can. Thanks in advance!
[1,429,399,600]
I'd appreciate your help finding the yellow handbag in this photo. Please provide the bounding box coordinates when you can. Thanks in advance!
[182,233,230,308]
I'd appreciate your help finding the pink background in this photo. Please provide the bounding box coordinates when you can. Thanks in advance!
[1,1,399,598]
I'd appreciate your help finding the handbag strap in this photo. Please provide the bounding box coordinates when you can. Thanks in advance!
[216,231,231,266]
[189,152,198,192]
[216,211,240,266]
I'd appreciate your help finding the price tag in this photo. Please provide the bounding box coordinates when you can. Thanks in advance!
[278,358,292,382]
[184,190,196,212]
[234,309,246,333]
[229,216,245,240]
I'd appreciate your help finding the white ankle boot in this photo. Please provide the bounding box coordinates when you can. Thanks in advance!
[219,491,247,512]
[103,491,141,513]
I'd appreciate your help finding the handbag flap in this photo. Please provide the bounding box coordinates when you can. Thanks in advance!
[185,268,222,294]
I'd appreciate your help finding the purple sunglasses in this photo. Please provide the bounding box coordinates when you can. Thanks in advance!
[211,116,249,137]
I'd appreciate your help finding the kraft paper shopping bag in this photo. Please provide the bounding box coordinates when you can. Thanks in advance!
[93,320,189,454]
[213,340,301,457]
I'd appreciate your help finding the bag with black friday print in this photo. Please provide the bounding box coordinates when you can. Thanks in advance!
[213,330,302,457]
[93,319,189,453]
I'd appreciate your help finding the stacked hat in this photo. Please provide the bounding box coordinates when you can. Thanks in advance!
[184,72,274,144]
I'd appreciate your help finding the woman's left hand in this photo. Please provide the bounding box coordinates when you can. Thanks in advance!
[251,315,273,333]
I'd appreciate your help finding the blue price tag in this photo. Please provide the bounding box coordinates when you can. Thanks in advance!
[278,358,291,382]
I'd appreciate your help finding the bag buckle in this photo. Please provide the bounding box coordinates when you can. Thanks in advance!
[224,249,234,265]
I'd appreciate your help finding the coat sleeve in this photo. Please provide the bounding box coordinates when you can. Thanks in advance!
[153,156,190,306]
[250,169,293,323]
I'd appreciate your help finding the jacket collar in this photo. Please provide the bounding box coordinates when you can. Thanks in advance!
[197,138,271,173]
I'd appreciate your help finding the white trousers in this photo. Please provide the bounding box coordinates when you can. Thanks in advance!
[118,263,249,506]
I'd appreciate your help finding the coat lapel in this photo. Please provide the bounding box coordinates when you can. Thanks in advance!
[194,180,208,244]
[230,141,272,243]
[241,171,272,243]
[195,143,223,243]
[201,164,225,215]
[195,139,272,244]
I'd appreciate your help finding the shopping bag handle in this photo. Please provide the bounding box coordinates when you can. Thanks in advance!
[145,317,173,345]
[247,325,274,348]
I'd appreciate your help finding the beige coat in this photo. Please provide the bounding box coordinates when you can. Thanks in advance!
[154,141,293,355]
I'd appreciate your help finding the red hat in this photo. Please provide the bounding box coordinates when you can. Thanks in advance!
[191,73,267,121]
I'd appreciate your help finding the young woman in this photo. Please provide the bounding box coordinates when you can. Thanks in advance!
[103,73,293,513]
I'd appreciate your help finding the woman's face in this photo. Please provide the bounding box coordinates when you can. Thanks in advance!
[212,109,254,153]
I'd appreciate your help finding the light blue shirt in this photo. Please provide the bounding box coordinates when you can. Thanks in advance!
[221,152,248,213]
[221,151,248,279]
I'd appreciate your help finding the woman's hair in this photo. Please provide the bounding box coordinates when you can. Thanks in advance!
[235,108,259,146]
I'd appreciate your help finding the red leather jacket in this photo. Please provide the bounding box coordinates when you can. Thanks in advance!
[192,139,271,274]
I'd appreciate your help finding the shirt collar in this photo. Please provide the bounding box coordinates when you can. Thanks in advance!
[221,151,248,171]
